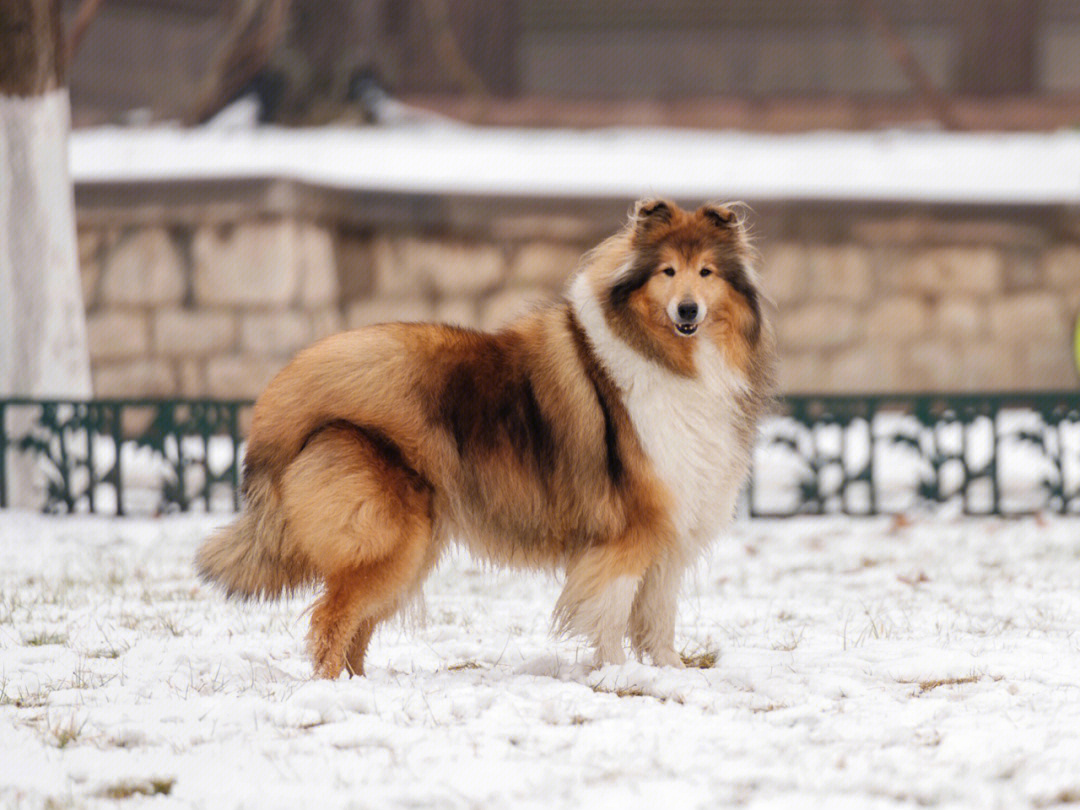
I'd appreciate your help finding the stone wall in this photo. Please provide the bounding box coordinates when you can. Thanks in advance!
[75,182,1080,398]
[763,214,1080,392]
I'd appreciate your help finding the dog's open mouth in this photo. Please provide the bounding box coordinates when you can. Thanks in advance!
[675,322,698,337]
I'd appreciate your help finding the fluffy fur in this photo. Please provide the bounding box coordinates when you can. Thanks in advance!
[196,198,776,678]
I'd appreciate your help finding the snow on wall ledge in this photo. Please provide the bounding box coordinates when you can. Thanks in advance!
[69,125,1080,205]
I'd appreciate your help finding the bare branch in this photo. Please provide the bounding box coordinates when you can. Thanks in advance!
[857,0,962,131]
[419,0,489,100]
[63,0,104,72]
[187,0,291,125]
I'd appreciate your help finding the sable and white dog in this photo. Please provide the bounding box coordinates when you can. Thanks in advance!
[197,198,776,678]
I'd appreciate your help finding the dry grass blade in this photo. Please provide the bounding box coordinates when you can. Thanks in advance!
[680,650,718,669]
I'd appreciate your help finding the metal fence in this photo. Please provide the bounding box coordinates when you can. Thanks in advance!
[1,394,1078,517]
[0,399,247,516]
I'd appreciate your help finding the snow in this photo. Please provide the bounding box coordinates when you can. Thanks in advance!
[69,124,1080,204]
[2,511,1080,808]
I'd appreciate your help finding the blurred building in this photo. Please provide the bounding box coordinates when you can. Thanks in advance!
[65,0,1080,129]
[63,1,1080,398]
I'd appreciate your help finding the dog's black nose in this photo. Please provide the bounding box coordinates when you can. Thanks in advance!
[677,301,699,322]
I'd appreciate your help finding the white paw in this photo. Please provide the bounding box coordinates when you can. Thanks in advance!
[650,648,685,669]
[593,644,627,668]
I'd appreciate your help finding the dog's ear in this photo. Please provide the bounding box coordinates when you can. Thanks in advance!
[632,198,674,234]
[700,203,739,230]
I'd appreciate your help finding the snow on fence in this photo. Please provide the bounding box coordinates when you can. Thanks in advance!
[1,394,1078,517]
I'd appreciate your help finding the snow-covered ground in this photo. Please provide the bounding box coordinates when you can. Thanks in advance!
[70,125,1080,204]
[2,510,1079,809]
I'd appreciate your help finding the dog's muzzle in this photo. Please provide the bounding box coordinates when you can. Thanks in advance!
[672,300,702,337]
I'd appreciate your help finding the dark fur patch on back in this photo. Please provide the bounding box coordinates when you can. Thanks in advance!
[566,309,624,488]
[435,337,557,480]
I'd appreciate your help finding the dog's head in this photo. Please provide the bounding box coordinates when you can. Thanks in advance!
[591,198,767,378]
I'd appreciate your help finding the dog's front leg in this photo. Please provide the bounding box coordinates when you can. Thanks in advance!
[629,551,686,668]
[553,547,649,667]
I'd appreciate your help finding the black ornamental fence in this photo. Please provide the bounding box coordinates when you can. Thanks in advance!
[1,393,1079,518]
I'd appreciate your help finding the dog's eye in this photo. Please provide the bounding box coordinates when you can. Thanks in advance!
[661,267,675,277]
[700,268,712,277]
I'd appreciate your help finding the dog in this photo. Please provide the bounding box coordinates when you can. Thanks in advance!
[196,198,776,678]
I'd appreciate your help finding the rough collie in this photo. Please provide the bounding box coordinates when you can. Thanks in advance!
[197,198,776,678]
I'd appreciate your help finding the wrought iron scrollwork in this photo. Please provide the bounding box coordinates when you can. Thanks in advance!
[0,399,248,515]
[1,394,1078,516]
[750,393,1080,517]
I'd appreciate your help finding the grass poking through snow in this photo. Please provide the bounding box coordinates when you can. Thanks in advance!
[23,631,67,647]
[680,650,718,669]
[914,675,981,694]
[98,779,175,800]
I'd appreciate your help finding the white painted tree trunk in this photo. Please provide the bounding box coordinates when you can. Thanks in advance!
[0,88,92,508]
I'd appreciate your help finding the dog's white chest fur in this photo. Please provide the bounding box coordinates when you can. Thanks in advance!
[571,276,750,549]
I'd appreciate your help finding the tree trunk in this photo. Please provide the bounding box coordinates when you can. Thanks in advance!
[0,0,92,508]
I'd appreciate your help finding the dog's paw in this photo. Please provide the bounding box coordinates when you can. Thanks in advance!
[650,648,685,669]
[592,644,628,668]
[308,638,345,680]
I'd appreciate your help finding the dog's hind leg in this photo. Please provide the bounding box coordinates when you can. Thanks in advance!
[341,531,444,676]
[281,424,433,678]
[343,613,383,678]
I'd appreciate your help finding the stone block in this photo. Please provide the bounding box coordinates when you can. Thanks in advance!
[852,217,1044,247]
[77,228,102,267]
[92,359,177,397]
[759,243,808,305]
[297,223,339,307]
[933,298,983,339]
[100,228,185,306]
[403,239,506,296]
[480,287,553,330]
[807,245,872,302]
[904,339,965,391]
[865,296,931,340]
[205,356,285,399]
[372,236,428,297]
[346,297,433,328]
[954,341,1018,391]
[777,352,828,393]
[1013,341,1078,388]
[509,243,582,288]
[1002,251,1043,290]
[311,307,344,341]
[78,230,103,308]
[902,338,1023,391]
[177,359,205,397]
[80,259,101,311]
[336,230,375,301]
[153,309,237,357]
[1041,246,1080,292]
[828,342,904,392]
[192,222,299,307]
[435,297,480,328]
[490,213,600,243]
[776,302,859,351]
[87,310,150,361]
[899,248,1003,295]
[850,216,930,245]
[240,311,313,356]
[989,293,1066,342]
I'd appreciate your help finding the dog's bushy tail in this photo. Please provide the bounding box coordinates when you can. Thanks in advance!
[195,465,315,600]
